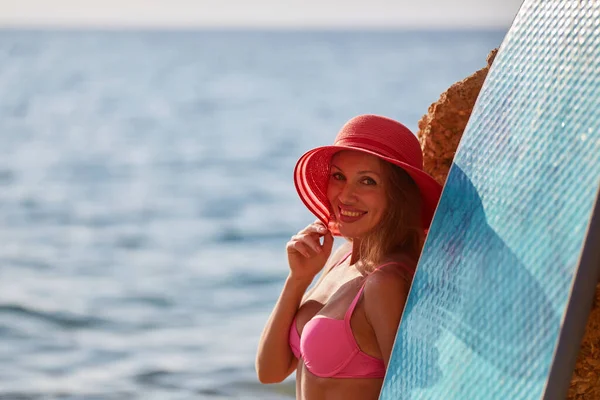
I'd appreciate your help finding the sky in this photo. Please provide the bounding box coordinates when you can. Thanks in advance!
[0,0,524,29]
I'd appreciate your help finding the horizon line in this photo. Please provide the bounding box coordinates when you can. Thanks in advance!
[0,23,512,32]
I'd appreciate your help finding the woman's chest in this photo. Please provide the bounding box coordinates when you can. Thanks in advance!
[296,270,364,331]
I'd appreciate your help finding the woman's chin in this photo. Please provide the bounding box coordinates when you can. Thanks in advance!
[337,225,367,240]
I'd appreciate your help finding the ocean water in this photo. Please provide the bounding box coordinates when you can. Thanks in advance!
[0,29,505,399]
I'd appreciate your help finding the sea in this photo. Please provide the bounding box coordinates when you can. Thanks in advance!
[0,29,505,399]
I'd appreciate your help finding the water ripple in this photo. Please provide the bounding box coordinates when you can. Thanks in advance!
[0,304,108,330]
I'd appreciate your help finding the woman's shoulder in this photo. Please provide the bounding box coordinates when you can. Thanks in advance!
[361,254,414,323]
[364,253,416,297]
[374,252,417,278]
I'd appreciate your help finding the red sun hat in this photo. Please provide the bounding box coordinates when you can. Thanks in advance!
[294,114,442,236]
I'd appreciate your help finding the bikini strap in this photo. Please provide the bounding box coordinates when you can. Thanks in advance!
[332,250,352,270]
[343,261,411,321]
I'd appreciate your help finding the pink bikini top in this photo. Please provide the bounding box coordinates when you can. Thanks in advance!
[289,253,413,379]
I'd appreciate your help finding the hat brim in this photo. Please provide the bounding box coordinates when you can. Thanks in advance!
[294,145,442,236]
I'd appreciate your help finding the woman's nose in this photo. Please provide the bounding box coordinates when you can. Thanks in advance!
[338,182,357,203]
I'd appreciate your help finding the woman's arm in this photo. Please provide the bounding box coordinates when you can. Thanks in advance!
[255,276,310,383]
[255,221,335,383]
[363,265,412,367]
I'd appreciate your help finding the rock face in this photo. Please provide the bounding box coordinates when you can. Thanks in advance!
[568,291,600,399]
[417,48,600,399]
[417,48,497,186]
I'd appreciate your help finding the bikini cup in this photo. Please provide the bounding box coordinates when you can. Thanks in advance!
[290,259,413,379]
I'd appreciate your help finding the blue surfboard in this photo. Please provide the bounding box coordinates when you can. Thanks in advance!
[380,1,600,399]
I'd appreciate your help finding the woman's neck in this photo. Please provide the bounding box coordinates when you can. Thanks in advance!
[349,240,361,265]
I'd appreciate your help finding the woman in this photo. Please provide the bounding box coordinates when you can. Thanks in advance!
[256,114,442,399]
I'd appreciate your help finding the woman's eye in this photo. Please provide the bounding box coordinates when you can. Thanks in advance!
[361,177,377,185]
[331,172,345,181]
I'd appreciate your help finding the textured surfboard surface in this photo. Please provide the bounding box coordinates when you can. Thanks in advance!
[380,1,600,399]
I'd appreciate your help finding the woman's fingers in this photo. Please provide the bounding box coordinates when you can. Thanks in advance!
[286,240,312,258]
[321,231,334,254]
[287,232,323,255]
[312,223,327,235]
[297,233,324,254]
[287,221,331,258]
[299,221,328,236]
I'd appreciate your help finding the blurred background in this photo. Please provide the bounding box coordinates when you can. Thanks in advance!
[0,1,521,399]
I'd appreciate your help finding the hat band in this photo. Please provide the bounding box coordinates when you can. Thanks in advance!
[334,136,422,169]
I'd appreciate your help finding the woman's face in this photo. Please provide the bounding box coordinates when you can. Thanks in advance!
[326,150,388,240]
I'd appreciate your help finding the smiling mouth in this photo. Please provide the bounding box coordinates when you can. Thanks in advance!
[337,206,367,222]
[340,209,364,217]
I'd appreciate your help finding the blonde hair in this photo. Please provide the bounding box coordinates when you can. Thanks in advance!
[358,161,425,271]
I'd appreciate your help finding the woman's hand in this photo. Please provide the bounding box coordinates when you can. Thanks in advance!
[286,221,334,283]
